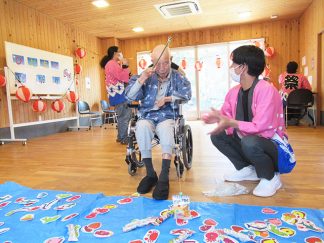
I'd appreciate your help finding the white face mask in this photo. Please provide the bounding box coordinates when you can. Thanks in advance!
[229,65,242,83]
[118,52,123,60]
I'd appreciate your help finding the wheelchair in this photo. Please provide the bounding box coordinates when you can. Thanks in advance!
[124,103,193,178]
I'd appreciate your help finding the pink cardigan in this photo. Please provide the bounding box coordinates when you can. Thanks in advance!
[221,80,286,139]
[105,60,130,86]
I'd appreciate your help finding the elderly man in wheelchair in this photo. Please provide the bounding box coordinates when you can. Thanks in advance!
[124,44,192,200]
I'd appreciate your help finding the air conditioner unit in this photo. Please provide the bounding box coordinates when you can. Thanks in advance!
[155,0,202,19]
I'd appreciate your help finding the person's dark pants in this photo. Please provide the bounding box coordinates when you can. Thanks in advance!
[210,131,278,180]
[115,101,132,142]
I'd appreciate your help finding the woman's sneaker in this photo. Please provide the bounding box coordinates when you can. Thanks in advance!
[253,173,282,197]
[224,165,260,182]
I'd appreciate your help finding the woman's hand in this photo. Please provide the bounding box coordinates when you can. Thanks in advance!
[156,96,171,108]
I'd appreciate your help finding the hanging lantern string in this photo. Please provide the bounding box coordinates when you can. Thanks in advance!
[7,66,76,101]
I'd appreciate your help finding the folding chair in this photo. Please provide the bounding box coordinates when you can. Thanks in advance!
[100,100,118,127]
[78,101,102,130]
[285,89,315,128]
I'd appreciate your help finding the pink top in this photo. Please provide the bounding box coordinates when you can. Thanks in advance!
[105,59,130,86]
[221,80,286,139]
[278,72,311,101]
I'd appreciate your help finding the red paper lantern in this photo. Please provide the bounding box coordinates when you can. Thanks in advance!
[51,99,65,112]
[195,61,203,71]
[0,74,6,87]
[32,99,47,112]
[66,90,79,103]
[75,47,86,58]
[16,86,32,102]
[138,58,147,70]
[181,58,187,69]
[264,47,275,57]
[74,64,82,74]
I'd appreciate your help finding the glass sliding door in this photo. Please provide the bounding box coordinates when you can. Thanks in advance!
[197,44,229,116]
[171,47,198,120]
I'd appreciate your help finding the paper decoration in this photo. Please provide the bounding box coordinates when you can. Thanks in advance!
[75,48,86,59]
[0,74,6,87]
[66,91,79,103]
[16,86,32,102]
[32,99,47,112]
[74,64,82,74]
[51,99,65,112]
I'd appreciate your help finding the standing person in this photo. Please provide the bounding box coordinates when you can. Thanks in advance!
[202,45,295,197]
[125,45,191,200]
[100,46,131,144]
[279,61,312,107]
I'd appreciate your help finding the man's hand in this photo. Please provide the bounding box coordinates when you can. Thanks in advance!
[202,108,238,135]
[156,96,171,108]
[138,67,155,84]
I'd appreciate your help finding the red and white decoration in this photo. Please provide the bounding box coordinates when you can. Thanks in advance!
[32,99,47,112]
[74,64,82,74]
[195,61,203,71]
[75,47,86,59]
[138,58,147,70]
[16,86,32,102]
[66,90,79,103]
[0,74,6,87]
[181,58,187,70]
[51,99,65,112]
[264,47,275,57]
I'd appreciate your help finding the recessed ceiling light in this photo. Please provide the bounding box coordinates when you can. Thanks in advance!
[92,0,109,8]
[238,11,251,18]
[270,15,278,19]
[132,27,144,32]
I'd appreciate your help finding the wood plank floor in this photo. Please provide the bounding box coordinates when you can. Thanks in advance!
[0,121,323,209]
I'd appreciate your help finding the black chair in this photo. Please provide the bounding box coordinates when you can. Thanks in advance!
[100,100,118,126]
[285,89,315,128]
[78,101,102,129]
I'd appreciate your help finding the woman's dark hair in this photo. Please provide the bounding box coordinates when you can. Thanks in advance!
[100,46,119,68]
[231,45,265,77]
[286,61,298,73]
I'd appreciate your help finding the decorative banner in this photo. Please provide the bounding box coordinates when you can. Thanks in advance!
[195,61,203,71]
[51,99,65,112]
[15,86,32,102]
[181,58,187,69]
[75,48,86,59]
[215,55,221,68]
[74,64,82,74]
[0,74,6,87]
[66,90,79,103]
[265,47,275,57]
[32,99,47,112]
[138,58,147,70]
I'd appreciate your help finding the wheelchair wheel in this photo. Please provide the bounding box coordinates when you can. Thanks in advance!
[131,151,143,167]
[128,162,137,176]
[182,125,193,169]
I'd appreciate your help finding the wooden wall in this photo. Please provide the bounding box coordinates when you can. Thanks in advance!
[299,0,324,113]
[0,0,104,128]
[120,19,300,89]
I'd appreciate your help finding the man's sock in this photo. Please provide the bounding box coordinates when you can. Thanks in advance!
[143,158,156,177]
[159,159,171,182]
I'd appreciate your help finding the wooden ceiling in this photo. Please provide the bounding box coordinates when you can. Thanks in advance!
[16,0,312,39]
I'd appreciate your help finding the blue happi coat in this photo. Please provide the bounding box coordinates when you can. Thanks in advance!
[125,70,191,124]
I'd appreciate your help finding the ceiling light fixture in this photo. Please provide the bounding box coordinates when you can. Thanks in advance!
[92,0,109,8]
[238,11,251,18]
[270,15,278,19]
[132,27,144,32]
